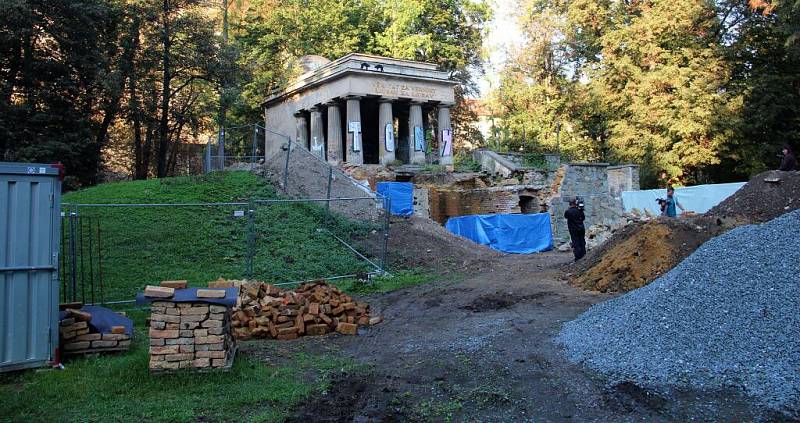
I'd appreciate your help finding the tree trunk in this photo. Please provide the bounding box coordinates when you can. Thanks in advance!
[156,0,171,178]
[128,18,144,179]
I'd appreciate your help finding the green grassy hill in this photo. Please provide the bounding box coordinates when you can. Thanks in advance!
[62,172,380,302]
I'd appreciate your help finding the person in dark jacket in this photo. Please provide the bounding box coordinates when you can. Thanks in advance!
[564,198,586,261]
[779,145,797,171]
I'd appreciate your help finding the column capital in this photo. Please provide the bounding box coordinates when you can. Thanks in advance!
[437,102,456,108]
[324,100,340,107]
[378,97,398,103]
[343,95,363,101]
[293,110,305,117]
[309,105,321,112]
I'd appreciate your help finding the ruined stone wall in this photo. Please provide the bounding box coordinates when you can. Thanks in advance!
[550,164,626,243]
[607,165,640,198]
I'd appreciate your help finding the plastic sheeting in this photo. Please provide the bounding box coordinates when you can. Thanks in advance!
[621,182,745,215]
[136,287,239,307]
[376,182,414,216]
[59,305,134,336]
[445,213,553,254]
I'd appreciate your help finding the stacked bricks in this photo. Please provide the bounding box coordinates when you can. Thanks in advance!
[60,309,131,355]
[230,280,382,340]
[148,300,236,371]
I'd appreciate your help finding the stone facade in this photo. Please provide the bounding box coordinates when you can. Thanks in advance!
[263,54,457,167]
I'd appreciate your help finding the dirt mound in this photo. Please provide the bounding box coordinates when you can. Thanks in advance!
[568,217,727,293]
[386,216,501,270]
[708,170,800,223]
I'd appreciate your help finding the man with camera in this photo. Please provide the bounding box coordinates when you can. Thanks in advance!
[564,197,586,261]
[657,186,684,217]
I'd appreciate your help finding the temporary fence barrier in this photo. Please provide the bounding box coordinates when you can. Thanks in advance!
[60,196,389,305]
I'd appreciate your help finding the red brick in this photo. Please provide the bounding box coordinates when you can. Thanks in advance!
[144,285,174,298]
[149,329,179,339]
[306,324,329,336]
[165,353,194,361]
[150,345,180,355]
[336,322,357,335]
[160,280,188,289]
[192,358,211,367]
[181,306,209,315]
[150,313,180,323]
[196,350,226,359]
[197,289,225,298]
[75,333,101,341]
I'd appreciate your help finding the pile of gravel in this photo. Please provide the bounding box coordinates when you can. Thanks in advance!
[557,209,800,416]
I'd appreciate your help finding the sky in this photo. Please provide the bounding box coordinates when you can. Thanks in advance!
[477,0,525,98]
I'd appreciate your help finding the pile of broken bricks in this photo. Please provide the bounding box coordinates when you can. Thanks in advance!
[60,308,131,355]
[144,280,236,372]
[229,280,383,340]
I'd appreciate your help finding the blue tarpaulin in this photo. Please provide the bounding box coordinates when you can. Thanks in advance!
[59,305,134,336]
[376,182,414,216]
[621,182,745,215]
[136,287,239,307]
[445,213,553,254]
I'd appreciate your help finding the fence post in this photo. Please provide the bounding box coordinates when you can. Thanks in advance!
[382,197,390,274]
[217,127,225,170]
[282,136,291,191]
[68,206,78,303]
[245,201,256,280]
[326,166,333,211]
[251,125,258,166]
[204,137,212,173]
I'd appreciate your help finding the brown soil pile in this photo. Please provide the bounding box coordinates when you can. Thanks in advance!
[708,170,800,223]
[386,216,501,271]
[568,217,728,293]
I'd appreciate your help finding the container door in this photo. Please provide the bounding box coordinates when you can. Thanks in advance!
[0,163,61,372]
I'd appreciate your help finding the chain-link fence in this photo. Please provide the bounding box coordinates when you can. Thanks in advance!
[60,197,388,305]
[203,124,269,172]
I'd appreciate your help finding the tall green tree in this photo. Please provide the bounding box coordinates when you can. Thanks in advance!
[588,0,736,186]
[0,0,123,188]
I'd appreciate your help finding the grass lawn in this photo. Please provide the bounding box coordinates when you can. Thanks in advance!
[62,172,381,302]
[0,310,360,422]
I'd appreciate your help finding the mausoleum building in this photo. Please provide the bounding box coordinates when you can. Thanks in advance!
[263,54,458,167]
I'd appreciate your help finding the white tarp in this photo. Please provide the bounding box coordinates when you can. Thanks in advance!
[621,182,746,215]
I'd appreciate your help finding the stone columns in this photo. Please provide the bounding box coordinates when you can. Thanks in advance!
[309,106,325,160]
[378,99,395,165]
[437,104,453,167]
[345,96,363,165]
[326,102,343,165]
[408,102,425,164]
[294,112,308,149]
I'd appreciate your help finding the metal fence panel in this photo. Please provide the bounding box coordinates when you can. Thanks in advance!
[0,163,61,372]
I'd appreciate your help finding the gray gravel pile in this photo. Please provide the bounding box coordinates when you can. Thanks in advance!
[557,209,800,416]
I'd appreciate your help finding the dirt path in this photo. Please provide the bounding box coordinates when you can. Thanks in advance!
[242,251,767,422]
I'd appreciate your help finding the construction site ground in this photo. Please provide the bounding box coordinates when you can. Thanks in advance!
[241,250,770,422]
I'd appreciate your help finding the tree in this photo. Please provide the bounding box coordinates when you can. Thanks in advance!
[0,0,123,188]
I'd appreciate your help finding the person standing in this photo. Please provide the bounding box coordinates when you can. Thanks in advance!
[663,186,685,217]
[564,198,586,261]
[779,145,797,171]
